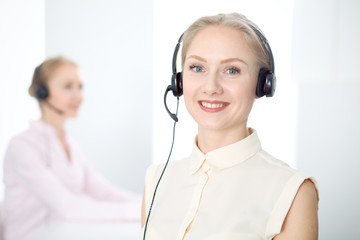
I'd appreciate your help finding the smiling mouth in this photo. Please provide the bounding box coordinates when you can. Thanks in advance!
[201,102,226,108]
[199,101,230,112]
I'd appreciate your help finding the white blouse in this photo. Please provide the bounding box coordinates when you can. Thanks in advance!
[143,129,318,240]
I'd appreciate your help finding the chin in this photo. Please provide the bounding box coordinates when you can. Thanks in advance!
[66,112,78,118]
[197,119,227,131]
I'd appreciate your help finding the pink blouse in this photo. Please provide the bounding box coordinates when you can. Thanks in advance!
[3,120,141,240]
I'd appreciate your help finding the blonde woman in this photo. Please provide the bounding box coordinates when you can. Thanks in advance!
[3,56,141,240]
[142,13,319,240]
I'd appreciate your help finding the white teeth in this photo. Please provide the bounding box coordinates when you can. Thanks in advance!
[201,102,225,108]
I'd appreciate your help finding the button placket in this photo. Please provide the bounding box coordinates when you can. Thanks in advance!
[177,162,211,240]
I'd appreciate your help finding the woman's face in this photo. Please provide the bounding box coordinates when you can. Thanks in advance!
[183,25,258,134]
[46,63,83,118]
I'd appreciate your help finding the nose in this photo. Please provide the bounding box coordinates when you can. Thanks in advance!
[72,86,83,103]
[201,72,223,95]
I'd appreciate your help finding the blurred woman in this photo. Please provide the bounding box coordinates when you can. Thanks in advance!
[3,56,141,240]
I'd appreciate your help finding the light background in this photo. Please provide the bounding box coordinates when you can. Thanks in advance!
[0,0,359,239]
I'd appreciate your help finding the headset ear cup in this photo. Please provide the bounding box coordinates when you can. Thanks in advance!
[171,72,183,97]
[171,73,178,96]
[256,69,267,97]
[176,72,183,97]
[35,85,49,100]
[256,69,276,98]
[265,72,276,97]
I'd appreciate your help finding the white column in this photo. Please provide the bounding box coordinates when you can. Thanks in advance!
[0,0,45,199]
[292,0,360,238]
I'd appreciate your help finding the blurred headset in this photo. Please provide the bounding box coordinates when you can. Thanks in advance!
[33,65,64,114]
[33,66,49,100]
[164,23,276,122]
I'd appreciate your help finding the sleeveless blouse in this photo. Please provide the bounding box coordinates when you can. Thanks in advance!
[143,129,318,240]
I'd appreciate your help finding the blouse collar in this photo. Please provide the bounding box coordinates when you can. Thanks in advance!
[189,129,262,174]
[30,120,56,134]
[30,119,67,139]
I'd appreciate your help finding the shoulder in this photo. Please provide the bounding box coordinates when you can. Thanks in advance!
[250,149,319,239]
[257,150,292,170]
[246,149,301,186]
[146,154,192,176]
[255,149,319,202]
[4,127,45,167]
[145,158,189,184]
[296,179,319,205]
[143,158,190,207]
[273,179,319,240]
[292,179,319,214]
[6,128,39,153]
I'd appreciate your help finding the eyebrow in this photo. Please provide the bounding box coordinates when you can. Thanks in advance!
[186,55,248,65]
[186,55,207,62]
[220,58,248,65]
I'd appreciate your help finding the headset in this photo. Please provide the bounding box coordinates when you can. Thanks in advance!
[33,66,49,100]
[164,23,276,122]
[33,65,64,114]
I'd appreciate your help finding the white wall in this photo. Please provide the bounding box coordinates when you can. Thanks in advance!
[292,0,360,239]
[0,0,45,199]
[44,0,153,193]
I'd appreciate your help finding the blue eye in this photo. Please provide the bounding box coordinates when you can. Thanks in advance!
[190,65,204,73]
[225,67,240,74]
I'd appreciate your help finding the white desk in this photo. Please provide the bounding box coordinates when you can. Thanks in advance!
[28,221,140,240]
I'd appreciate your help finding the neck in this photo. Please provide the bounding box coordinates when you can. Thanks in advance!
[41,108,66,135]
[197,125,250,154]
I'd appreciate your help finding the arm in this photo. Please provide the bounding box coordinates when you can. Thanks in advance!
[82,162,141,203]
[141,187,146,227]
[273,179,319,240]
[7,137,139,221]
[140,164,159,228]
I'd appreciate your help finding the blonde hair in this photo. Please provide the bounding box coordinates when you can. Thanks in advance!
[181,13,270,72]
[28,56,78,99]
